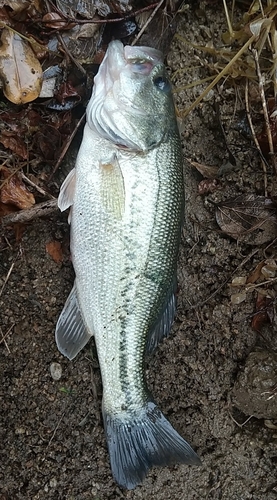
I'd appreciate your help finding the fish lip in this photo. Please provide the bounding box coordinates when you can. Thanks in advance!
[102,40,164,80]
[123,44,163,66]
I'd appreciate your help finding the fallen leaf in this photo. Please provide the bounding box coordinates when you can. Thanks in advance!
[46,240,63,263]
[42,12,75,30]
[0,166,35,209]
[231,291,247,305]
[0,28,43,104]
[0,201,17,218]
[231,276,247,286]
[261,259,277,279]
[215,194,277,244]
[188,159,219,178]
[0,0,30,12]
[56,0,96,18]
[246,261,265,284]
[0,130,28,159]
[54,81,82,106]
[252,293,274,331]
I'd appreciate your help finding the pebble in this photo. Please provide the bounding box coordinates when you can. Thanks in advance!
[50,362,62,381]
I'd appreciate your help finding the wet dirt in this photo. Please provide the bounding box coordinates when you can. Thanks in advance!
[1,3,277,500]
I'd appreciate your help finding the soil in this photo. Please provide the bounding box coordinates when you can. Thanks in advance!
[1,3,277,500]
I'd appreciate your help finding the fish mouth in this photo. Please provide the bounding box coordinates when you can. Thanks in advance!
[94,40,163,101]
[87,40,166,151]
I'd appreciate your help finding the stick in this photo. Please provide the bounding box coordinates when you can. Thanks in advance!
[244,79,268,197]
[1,199,58,226]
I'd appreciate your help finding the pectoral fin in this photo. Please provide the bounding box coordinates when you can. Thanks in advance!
[146,278,177,354]
[55,281,92,360]
[99,154,125,220]
[58,168,76,222]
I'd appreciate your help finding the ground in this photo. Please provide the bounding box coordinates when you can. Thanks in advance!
[1,3,277,500]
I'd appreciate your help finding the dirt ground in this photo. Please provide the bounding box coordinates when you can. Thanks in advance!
[1,3,277,499]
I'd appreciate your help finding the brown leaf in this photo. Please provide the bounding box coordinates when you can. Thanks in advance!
[246,261,265,284]
[188,159,219,178]
[0,201,17,217]
[0,0,30,12]
[42,12,75,30]
[0,167,35,209]
[0,130,28,159]
[55,81,82,105]
[46,241,63,263]
[0,28,43,104]
[252,293,273,331]
[215,194,277,244]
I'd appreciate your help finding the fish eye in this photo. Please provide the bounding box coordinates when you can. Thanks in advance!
[153,76,170,92]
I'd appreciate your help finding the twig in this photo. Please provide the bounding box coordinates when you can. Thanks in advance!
[1,199,58,226]
[229,411,253,428]
[0,164,24,191]
[57,33,86,76]
[131,0,165,46]
[44,1,160,25]
[0,323,15,353]
[222,0,234,39]
[245,79,268,196]
[0,262,15,298]
[251,47,277,174]
[49,112,86,180]
[180,34,257,118]
[46,411,66,451]
[21,172,55,199]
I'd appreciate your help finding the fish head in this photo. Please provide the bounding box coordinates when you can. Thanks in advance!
[87,40,177,152]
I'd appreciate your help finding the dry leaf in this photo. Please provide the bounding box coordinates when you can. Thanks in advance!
[188,159,219,178]
[42,12,75,30]
[46,241,63,263]
[246,261,265,284]
[0,130,28,159]
[252,293,273,331]
[0,0,30,11]
[0,28,43,104]
[216,194,277,245]
[0,167,35,209]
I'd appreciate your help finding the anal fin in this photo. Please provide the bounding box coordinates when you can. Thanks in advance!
[55,281,92,360]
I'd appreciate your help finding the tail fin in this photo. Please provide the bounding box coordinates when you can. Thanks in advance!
[103,402,201,489]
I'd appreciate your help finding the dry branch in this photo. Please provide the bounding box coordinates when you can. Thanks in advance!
[1,199,58,226]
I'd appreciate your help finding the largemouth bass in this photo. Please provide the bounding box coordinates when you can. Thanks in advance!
[56,40,201,489]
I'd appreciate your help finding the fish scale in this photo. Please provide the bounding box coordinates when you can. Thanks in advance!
[56,40,201,489]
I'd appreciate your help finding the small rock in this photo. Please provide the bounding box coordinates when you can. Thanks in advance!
[49,478,57,488]
[50,362,62,381]
[232,349,277,419]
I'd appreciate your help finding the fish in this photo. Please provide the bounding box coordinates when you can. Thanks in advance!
[55,39,201,489]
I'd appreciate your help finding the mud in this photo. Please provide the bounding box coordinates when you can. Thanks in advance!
[1,3,277,500]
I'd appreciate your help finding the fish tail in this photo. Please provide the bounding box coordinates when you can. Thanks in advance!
[103,402,201,489]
